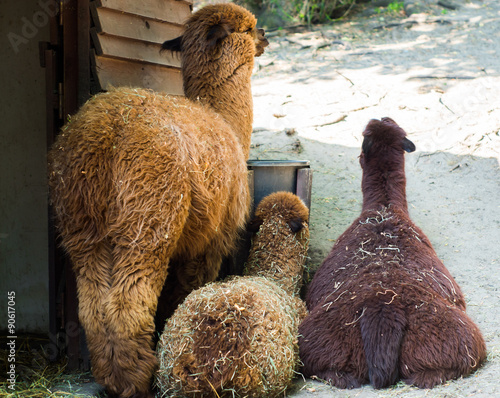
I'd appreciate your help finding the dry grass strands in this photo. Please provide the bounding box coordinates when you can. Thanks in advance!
[0,336,93,398]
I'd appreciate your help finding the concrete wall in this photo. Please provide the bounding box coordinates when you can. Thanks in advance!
[0,1,50,333]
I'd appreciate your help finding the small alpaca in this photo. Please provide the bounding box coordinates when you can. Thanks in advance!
[47,4,268,397]
[299,118,486,389]
[156,192,309,397]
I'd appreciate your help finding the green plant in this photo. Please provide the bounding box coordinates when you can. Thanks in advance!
[298,0,358,24]
[236,0,358,26]
[387,1,404,13]
[373,1,404,16]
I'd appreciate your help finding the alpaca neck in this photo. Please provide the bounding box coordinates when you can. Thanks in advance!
[205,85,253,159]
[245,232,306,297]
[183,65,254,159]
[361,158,409,214]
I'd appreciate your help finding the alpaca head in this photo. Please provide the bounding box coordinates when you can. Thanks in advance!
[359,118,416,211]
[248,191,309,241]
[162,3,268,99]
[360,117,416,167]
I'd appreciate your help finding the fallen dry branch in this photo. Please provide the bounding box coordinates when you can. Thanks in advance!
[312,114,347,127]
[410,75,476,80]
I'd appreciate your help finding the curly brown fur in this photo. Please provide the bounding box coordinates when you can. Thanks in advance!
[245,191,310,296]
[299,118,486,389]
[47,4,268,397]
[156,192,309,397]
[164,3,269,156]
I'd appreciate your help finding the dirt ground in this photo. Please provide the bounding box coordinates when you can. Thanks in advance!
[49,1,499,397]
[249,0,500,396]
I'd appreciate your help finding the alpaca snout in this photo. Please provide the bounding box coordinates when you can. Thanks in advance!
[256,28,269,56]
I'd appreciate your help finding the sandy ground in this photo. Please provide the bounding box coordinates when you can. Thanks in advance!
[249,0,500,396]
[54,1,499,397]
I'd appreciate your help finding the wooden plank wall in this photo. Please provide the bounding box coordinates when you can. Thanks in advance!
[90,0,192,95]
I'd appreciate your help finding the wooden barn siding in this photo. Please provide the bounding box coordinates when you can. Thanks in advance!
[90,0,192,94]
[91,53,183,95]
[94,0,192,23]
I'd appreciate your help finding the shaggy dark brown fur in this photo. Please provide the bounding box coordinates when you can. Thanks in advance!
[299,118,486,389]
[156,192,309,397]
[47,4,268,398]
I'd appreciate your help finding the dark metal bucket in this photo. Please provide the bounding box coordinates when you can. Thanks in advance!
[247,159,312,213]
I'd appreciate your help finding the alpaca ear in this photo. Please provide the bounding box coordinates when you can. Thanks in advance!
[362,136,373,155]
[247,217,263,233]
[402,137,416,153]
[161,36,183,52]
[381,117,397,125]
[207,19,234,48]
[288,218,304,233]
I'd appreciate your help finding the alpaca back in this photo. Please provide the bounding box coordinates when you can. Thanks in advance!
[306,206,464,312]
[49,88,249,259]
[156,276,305,398]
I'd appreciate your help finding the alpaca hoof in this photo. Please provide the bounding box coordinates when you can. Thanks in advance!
[130,392,154,398]
[104,390,154,398]
[315,370,363,389]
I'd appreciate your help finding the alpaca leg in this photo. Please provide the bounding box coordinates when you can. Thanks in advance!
[158,248,224,319]
[400,303,486,388]
[155,261,182,329]
[299,306,368,389]
[101,244,172,398]
[67,240,113,382]
[311,369,363,390]
[179,246,225,292]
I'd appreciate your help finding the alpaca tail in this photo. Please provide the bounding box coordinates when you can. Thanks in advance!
[359,303,406,389]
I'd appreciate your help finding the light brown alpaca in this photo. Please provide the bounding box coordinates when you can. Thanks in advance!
[156,192,309,397]
[47,4,268,398]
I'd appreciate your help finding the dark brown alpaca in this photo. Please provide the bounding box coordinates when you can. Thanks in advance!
[47,4,268,397]
[299,118,486,389]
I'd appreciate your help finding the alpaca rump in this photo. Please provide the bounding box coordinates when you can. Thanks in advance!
[299,118,486,390]
[47,4,268,397]
[156,278,306,398]
[156,192,309,397]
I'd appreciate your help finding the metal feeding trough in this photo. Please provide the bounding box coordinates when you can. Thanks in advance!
[247,159,312,214]
[219,160,313,277]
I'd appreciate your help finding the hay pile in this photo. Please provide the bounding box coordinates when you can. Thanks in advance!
[156,192,309,397]
[156,277,306,397]
[0,335,93,398]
